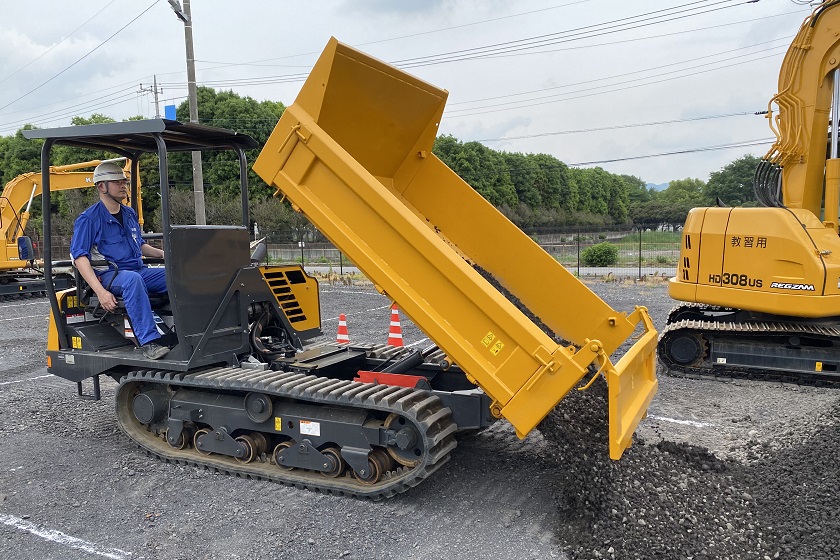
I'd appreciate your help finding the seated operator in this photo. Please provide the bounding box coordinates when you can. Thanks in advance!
[70,162,170,360]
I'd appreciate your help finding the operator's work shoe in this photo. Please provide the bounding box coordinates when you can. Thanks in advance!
[142,341,170,360]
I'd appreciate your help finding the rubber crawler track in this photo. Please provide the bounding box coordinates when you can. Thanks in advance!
[659,306,840,387]
[115,367,459,500]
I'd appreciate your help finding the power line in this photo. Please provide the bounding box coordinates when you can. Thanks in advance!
[188,2,792,78]
[0,86,139,133]
[392,0,752,68]
[0,0,157,114]
[448,31,793,107]
[569,138,774,166]
[445,51,782,118]
[447,39,787,115]
[165,10,799,104]
[192,0,600,69]
[434,136,772,182]
[477,111,766,142]
[442,9,801,71]
[1,2,803,133]
[0,0,118,87]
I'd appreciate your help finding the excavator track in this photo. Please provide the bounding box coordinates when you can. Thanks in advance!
[665,302,735,324]
[115,366,458,500]
[659,313,840,387]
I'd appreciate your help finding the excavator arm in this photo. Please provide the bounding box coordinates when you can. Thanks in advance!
[758,0,840,221]
[255,39,658,459]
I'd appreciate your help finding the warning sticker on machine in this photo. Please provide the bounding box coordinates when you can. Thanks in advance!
[274,417,282,432]
[65,313,85,325]
[300,420,321,437]
[481,332,495,347]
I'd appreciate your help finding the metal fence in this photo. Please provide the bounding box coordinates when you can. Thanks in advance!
[266,226,681,279]
[536,226,680,279]
[41,227,682,280]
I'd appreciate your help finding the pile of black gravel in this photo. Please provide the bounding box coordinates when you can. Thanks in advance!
[538,375,840,560]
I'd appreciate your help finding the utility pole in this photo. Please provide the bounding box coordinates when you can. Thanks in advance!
[139,75,162,118]
[169,0,206,225]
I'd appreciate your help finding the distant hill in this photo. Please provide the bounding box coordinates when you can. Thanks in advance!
[646,182,668,191]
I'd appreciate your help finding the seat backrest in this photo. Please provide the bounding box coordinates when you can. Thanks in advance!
[167,225,250,341]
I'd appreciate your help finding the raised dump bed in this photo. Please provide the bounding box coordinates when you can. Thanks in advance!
[254,38,657,459]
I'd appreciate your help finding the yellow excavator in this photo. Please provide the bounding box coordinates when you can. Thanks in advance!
[28,40,657,499]
[0,159,136,296]
[660,0,840,382]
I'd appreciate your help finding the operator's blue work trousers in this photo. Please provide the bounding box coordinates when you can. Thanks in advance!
[98,267,167,346]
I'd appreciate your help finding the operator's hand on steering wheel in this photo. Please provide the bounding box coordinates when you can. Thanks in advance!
[96,289,118,312]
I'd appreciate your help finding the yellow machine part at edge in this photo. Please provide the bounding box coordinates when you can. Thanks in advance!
[254,38,658,459]
[670,206,840,317]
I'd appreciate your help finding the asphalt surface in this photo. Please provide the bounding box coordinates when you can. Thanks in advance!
[0,278,837,559]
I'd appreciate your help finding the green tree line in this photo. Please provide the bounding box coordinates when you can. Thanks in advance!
[1,87,761,241]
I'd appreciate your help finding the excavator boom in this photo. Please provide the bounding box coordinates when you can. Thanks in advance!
[254,39,657,458]
[760,0,840,218]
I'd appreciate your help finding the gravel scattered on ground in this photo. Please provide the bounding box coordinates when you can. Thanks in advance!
[0,277,838,560]
[537,279,840,560]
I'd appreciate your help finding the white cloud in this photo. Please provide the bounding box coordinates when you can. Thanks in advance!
[0,0,815,184]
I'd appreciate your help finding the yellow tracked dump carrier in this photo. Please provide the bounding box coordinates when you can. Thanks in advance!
[254,38,658,459]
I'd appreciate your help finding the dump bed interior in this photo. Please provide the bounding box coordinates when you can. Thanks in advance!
[254,38,657,458]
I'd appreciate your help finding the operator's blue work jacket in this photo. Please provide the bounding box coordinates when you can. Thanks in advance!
[70,201,167,346]
[70,201,145,271]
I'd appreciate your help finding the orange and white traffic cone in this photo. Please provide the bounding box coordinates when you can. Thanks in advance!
[387,304,404,347]
[336,313,350,344]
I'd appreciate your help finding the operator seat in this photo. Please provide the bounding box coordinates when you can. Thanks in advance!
[73,259,170,323]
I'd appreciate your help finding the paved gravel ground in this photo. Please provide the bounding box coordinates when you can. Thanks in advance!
[0,277,837,559]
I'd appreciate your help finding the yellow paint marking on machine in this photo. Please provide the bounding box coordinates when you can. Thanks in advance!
[253,38,658,460]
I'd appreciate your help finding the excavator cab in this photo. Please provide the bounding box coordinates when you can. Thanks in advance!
[24,120,323,395]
